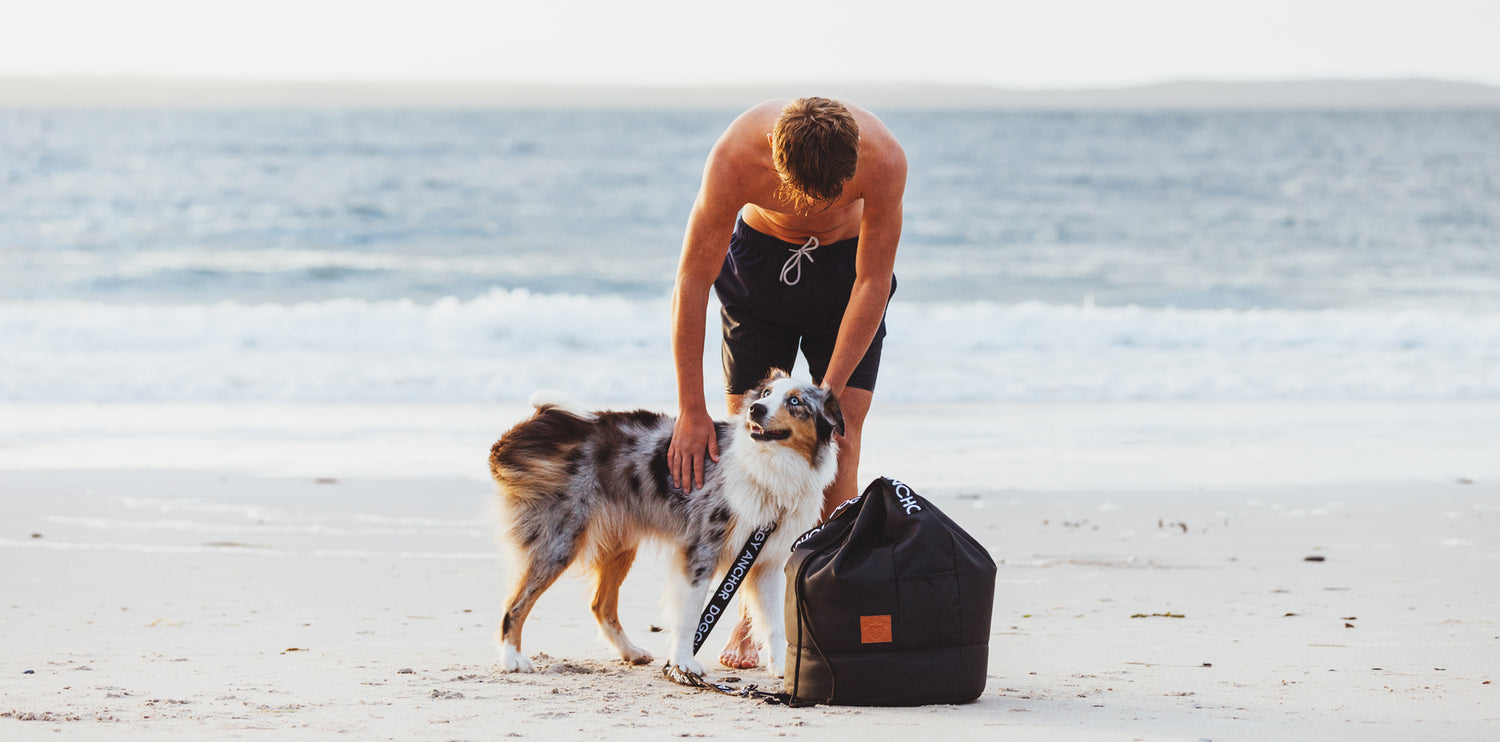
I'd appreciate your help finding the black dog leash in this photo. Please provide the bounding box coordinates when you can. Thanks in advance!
[692,523,775,654]
[663,664,794,705]
[664,523,798,705]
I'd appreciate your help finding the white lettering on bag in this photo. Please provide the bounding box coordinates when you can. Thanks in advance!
[792,495,863,550]
[892,480,923,515]
[829,494,863,518]
[792,524,824,550]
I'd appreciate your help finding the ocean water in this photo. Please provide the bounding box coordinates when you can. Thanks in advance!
[2,109,1498,404]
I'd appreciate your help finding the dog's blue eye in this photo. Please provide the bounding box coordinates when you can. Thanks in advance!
[760,389,772,398]
[788,397,801,406]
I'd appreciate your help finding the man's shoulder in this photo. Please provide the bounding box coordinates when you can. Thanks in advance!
[708,105,778,172]
[845,102,903,155]
[744,99,790,116]
[720,101,784,141]
[850,119,906,196]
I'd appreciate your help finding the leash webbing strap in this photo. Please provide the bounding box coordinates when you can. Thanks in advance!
[664,521,818,706]
[690,523,776,654]
[662,664,794,705]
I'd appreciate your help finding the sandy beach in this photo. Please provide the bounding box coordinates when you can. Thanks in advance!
[2,400,1497,740]
[5,19,1498,736]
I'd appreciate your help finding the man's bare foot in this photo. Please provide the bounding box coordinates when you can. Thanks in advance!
[718,614,759,669]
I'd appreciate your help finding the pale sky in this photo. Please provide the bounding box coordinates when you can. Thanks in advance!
[2,0,1497,88]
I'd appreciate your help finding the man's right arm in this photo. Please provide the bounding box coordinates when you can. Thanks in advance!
[668,138,745,491]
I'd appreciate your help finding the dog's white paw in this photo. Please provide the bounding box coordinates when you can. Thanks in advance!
[765,655,785,678]
[618,644,654,666]
[668,654,706,678]
[499,646,535,673]
[761,645,786,678]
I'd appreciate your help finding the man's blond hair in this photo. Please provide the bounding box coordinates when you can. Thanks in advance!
[771,97,860,213]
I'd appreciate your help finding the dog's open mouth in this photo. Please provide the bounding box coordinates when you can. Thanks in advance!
[748,422,791,442]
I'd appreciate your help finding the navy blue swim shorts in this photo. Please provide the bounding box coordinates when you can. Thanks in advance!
[713,217,897,396]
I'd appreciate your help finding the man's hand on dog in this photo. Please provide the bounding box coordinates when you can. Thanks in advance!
[669,408,720,492]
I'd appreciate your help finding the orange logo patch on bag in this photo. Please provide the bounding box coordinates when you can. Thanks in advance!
[859,614,892,644]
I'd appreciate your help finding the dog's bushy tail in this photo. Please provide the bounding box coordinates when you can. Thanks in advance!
[527,391,594,420]
[489,392,599,492]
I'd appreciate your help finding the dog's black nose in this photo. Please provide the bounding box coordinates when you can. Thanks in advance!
[749,402,767,421]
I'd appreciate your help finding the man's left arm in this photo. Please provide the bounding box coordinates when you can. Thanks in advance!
[821,148,907,395]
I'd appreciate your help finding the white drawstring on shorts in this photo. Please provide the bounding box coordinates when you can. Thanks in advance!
[779,235,819,286]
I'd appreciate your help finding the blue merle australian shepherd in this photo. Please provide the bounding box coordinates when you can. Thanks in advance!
[488,370,843,677]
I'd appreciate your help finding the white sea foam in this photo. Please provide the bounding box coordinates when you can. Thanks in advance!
[2,289,1497,403]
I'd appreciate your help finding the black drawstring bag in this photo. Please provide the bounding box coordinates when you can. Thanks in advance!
[783,477,996,706]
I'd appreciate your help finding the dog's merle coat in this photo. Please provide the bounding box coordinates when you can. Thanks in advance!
[489,370,843,676]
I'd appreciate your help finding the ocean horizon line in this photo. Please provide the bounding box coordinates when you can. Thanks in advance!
[4,77,1500,110]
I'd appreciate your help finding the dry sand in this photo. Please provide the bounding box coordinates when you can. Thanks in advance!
[1,401,1497,740]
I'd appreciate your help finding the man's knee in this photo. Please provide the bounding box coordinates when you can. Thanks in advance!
[836,427,862,461]
[835,389,873,435]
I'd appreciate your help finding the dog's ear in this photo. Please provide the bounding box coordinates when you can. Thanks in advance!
[817,389,845,439]
[738,387,760,413]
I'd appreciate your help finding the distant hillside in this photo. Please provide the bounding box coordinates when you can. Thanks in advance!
[3,77,1499,110]
[976,79,1500,110]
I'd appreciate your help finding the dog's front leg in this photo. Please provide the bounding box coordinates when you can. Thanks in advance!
[743,562,787,677]
[666,552,716,677]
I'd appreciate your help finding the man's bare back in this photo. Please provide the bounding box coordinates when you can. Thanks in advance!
[706,99,904,246]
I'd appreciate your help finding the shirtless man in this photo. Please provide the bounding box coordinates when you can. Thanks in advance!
[667,97,906,670]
